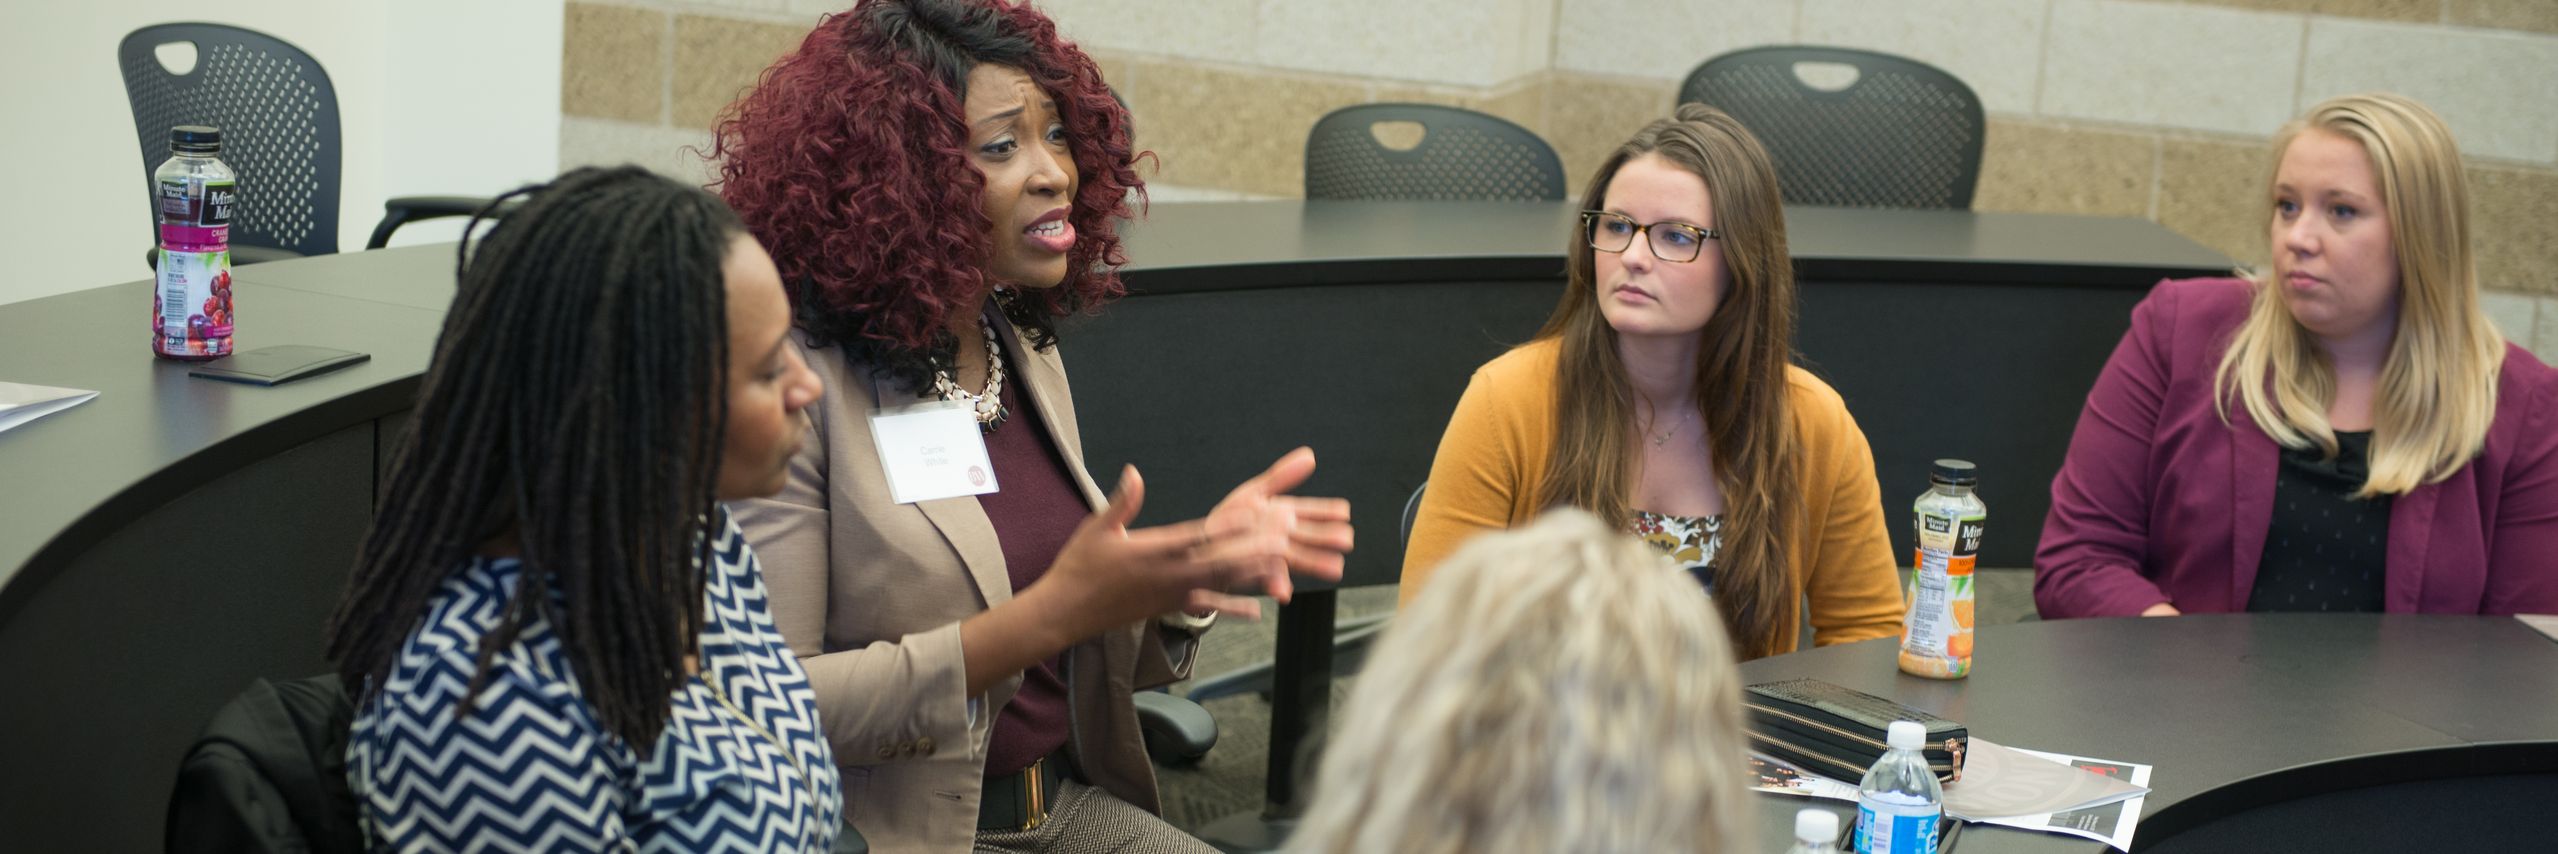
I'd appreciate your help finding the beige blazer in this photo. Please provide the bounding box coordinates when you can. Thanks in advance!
[732,319,1200,854]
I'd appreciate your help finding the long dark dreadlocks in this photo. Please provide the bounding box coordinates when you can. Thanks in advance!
[326,165,742,754]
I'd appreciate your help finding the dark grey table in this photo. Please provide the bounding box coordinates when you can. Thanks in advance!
[0,202,2226,852]
[1052,202,2226,848]
[1742,615,2558,851]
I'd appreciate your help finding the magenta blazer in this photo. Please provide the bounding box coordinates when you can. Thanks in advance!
[2035,277,2558,618]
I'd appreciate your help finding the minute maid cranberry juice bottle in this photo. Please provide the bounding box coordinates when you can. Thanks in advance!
[1898,460,1984,679]
[152,125,238,361]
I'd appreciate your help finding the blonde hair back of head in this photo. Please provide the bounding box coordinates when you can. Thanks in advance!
[2215,92,2504,497]
[1285,509,1754,854]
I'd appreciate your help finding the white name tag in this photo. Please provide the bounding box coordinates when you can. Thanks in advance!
[869,398,999,505]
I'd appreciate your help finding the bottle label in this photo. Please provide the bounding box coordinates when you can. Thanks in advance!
[1899,510,1982,677]
[155,177,235,357]
[157,178,235,231]
[1857,802,1941,854]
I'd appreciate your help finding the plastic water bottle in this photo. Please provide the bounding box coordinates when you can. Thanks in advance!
[1855,721,1944,854]
[1786,807,1842,853]
[1898,459,1984,679]
[152,125,237,361]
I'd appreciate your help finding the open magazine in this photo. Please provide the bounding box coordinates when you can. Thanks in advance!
[1752,738,2153,851]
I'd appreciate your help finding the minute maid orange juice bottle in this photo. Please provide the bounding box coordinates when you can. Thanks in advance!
[1899,460,1984,679]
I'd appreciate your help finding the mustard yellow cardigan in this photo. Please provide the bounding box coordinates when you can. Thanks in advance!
[1401,338,1907,655]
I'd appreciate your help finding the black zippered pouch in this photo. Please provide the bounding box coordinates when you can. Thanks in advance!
[1744,678,1967,783]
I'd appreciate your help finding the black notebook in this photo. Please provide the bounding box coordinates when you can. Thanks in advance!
[188,345,370,386]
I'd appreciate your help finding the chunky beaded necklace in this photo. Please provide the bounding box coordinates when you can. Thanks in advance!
[929,315,1007,432]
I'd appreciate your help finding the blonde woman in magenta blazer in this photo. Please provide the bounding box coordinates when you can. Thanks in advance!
[2036,94,2558,618]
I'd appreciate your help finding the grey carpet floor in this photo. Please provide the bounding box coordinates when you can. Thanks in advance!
[1151,568,2040,831]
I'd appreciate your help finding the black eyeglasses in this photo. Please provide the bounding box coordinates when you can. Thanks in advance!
[1581,211,1720,263]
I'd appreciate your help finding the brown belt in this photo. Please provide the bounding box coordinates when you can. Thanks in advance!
[978,752,1070,832]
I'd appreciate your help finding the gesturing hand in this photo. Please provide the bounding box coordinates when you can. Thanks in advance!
[1196,447,1354,614]
[1036,449,1356,634]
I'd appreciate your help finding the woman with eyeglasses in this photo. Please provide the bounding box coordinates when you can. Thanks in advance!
[1401,104,1903,659]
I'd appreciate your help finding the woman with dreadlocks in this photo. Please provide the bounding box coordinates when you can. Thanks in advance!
[712,1,1353,850]
[327,166,835,851]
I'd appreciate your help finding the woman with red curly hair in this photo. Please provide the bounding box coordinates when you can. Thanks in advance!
[715,1,1353,851]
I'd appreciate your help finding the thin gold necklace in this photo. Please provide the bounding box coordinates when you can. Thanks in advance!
[1647,404,1694,447]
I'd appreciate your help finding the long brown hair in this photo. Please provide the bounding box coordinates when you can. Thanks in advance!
[1535,103,1799,658]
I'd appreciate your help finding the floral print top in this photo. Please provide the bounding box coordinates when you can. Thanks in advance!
[1632,510,1724,592]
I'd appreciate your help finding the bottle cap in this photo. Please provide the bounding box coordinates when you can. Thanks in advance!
[1888,720,1926,751]
[1930,458,1977,486]
[170,125,222,154]
[1795,808,1840,842]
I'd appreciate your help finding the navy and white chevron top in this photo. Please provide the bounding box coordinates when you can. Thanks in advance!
[348,510,842,852]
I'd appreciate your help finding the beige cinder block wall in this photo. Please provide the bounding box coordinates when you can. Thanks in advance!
[561,0,2558,362]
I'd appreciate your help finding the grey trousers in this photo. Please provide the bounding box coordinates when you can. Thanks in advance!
[972,780,1218,854]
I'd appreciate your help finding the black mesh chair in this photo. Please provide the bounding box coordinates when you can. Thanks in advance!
[119,23,492,267]
[1303,104,1565,201]
[1676,46,1984,209]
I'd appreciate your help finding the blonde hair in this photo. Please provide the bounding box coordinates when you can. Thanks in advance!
[2214,92,2504,497]
[1286,510,1754,854]
[1538,103,1799,659]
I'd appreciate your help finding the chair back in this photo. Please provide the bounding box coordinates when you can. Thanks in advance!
[1677,46,1983,209]
[1304,104,1566,202]
[1399,484,1426,557]
[118,23,344,257]
[165,673,361,853]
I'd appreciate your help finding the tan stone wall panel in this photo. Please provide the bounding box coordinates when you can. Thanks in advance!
[1463,82,1552,142]
[1973,120,2156,217]
[560,116,718,185]
[1256,0,1550,88]
[2451,0,2558,35]
[1555,0,1797,81]
[1121,61,1369,197]
[2479,290,2541,352]
[2041,1,2303,137]
[1361,79,1550,138]
[672,15,812,131]
[2468,166,2558,295]
[2158,136,2274,269]
[2301,19,2558,164]
[1544,75,1680,195]
[1044,0,1259,67]
[1092,53,1134,97]
[2193,0,2435,23]
[563,1,2558,296]
[563,3,665,123]
[2536,295,2558,365]
[1797,0,2050,114]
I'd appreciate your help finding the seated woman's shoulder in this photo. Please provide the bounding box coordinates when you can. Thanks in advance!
[2496,339,2558,411]
[1478,336,1562,380]
[1781,365,1851,416]
[2146,276,2256,316]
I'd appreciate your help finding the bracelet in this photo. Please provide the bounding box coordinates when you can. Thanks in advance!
[1160,609,1217,631]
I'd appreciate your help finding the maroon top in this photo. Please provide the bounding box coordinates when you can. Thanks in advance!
[2035,278,2558,618]
[977,325,1086,777]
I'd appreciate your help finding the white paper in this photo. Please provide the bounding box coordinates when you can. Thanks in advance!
[1943,738,2148,820]
[868,399,998,504]
[1970,747,2151,852]
[1749,754,1863,802]
[0,382,99,434]
[2517,614,2558,644]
